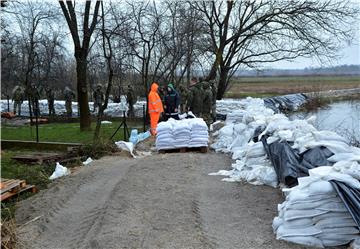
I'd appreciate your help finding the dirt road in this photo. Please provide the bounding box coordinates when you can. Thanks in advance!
[16,152,310,249]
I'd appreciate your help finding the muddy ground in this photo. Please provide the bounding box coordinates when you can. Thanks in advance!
[16,152,313,249]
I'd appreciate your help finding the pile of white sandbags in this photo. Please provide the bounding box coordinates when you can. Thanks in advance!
[156,121,175,150]
[156,118,208,150]
[211,98,282,187]
[210,140,278,187]
[210,96,360,188]
[273,165,360,248]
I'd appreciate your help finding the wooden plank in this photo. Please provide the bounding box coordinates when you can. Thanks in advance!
[11,152,63,164]
[158,146,208,154]
[0,180,26,194]
[1,185,36,201]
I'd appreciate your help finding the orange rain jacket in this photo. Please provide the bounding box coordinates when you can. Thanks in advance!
[148,83,164,114]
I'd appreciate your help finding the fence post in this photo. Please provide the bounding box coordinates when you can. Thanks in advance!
[35,100,39,143]
[7,95,10,112]
[143,104,146,132]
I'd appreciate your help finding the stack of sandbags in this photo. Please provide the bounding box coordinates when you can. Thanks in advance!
[210,140,278,187]
[155,118,209,150]
[156,121,174,150]
[173,120,191,148]
[188,118,209,148]
[273,166,360,248]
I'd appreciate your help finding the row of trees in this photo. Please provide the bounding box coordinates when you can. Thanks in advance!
[1,0,358,130]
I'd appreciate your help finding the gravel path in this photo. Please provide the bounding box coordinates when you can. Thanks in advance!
[16,152,311,249]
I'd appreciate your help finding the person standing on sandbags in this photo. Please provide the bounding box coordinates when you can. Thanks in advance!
[164,83,180,121]
[148,82,164,136]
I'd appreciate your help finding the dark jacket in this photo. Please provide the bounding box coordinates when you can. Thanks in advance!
[164,87,180,115]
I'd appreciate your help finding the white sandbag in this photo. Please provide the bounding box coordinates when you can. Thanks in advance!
[277,130,294,142]
[283,198,341,210]
[279,236,324,248]
[245,142,266,158]
[219,124,234,137]
[308,166,360,189]
[332,161,360,179]
[49,162,70,180]
[245,165,278,187]
[328,153,360,163]
[307,180,334,195]
[316,202,348,212]
[283,209,329,221]
[115,141,136,158]
[315,217,355,229]
[303,140,350,154]
[277,225,321,237]
[312,212,354,223]
[82,157,93,166]
[208,169,234,176]
[311,130,348,144]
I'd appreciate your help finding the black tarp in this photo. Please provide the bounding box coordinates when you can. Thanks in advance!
[330,180,360,230]
[261,137,333,187]
[261,139,300,187]
[264,93,308,113]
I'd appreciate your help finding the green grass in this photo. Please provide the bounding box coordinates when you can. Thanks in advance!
[225,92,278,98]
[1,150,55,220]
[231,75,360,85]
[1,150,54,190]
[226,75,360,98]
[1,121,145,144]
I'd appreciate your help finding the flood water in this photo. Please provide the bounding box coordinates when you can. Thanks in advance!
[290,100,360,143]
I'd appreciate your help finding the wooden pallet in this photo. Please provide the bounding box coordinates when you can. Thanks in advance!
[0,178,37,201]
[158,146,208,154]
[11,152,63,164]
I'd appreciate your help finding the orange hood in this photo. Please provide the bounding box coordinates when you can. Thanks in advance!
[150,83,159,92]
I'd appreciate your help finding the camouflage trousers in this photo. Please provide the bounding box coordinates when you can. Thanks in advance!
[202,113,212,126]
[65,100,72,117]
[13,101,22,115]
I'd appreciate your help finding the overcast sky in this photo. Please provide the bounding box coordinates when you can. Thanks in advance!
[270,4,360,70]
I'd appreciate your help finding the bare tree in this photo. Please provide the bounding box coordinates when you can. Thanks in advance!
[192,0,359,99]
[59,1,100,131]
[125,0,163,98]
[93,2,115,141]
[2,1,58,120]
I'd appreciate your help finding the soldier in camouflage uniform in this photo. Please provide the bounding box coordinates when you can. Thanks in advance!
[64,86,75,117]
[12,85,24,115]
[178,85,188,113]
[29,84,40,116]
[202,81,213,125]
[46,87,56,116]
[126,85,135,118]
[93,84,104,113]
[210,80,217,122]
[187,77,203,117]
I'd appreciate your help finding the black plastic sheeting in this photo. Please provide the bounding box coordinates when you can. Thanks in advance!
[261,135,360,230]
[264,93,308,113]
[330,180,360,229]
[261,137,333,187]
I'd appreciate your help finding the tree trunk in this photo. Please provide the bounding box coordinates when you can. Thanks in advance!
[76,56,91,131]
[216,68,229,100]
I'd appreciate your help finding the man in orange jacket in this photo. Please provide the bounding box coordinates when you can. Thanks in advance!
[148,82,164,135]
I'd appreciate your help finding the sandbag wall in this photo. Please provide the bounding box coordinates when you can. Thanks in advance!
[210,97,360,248]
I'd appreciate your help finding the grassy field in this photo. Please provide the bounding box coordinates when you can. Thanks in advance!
[1,149,56,220]
[1,121,145,143]
[226,75,360,98]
